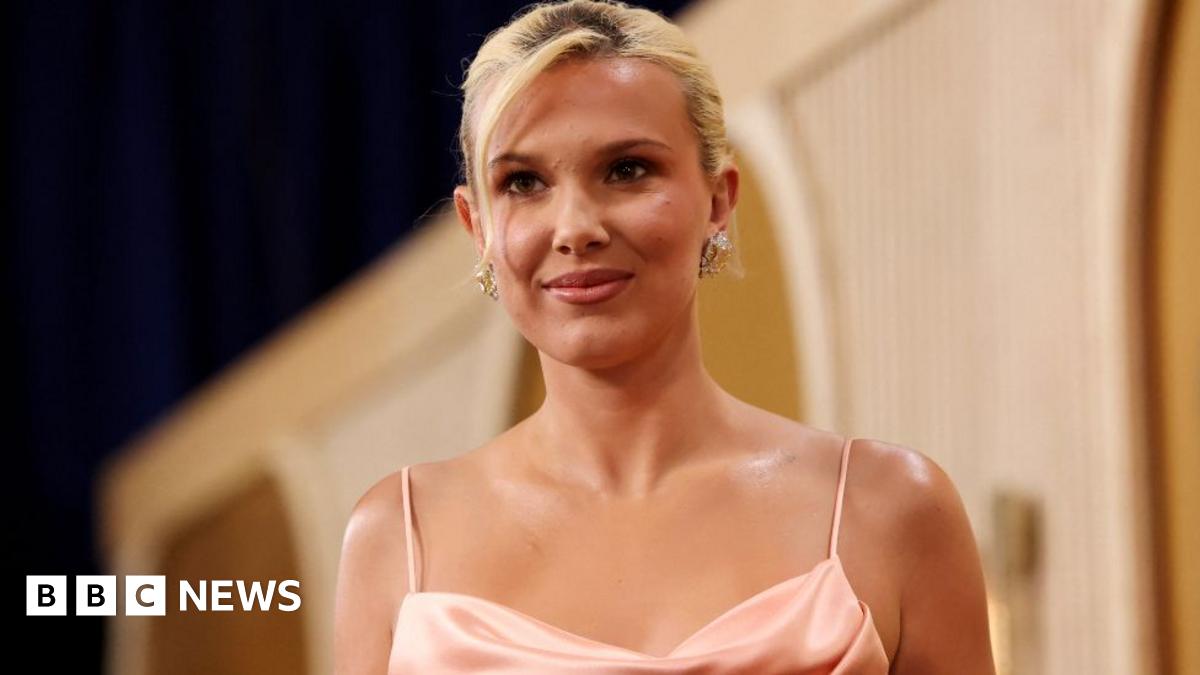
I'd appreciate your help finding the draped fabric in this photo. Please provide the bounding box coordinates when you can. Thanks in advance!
[390,557,888,674]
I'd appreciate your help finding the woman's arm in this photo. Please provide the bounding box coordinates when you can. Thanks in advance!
[890,452,996,674]
[333,473,407,675]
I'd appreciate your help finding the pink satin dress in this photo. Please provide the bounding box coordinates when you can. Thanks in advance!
[389,436,889,673]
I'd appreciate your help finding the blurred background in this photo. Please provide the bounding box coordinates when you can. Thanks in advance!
[10,0,1197,673]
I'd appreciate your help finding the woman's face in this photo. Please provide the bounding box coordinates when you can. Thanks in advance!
[454,56,738,370]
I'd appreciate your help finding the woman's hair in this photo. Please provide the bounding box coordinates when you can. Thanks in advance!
[455,0,744,284]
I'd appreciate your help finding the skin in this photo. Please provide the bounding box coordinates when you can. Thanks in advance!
[334,56,995,673]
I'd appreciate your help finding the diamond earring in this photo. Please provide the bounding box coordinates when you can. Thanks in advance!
[475,259,499,300]
[699,230,734,278]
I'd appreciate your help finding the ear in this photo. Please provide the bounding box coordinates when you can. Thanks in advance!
[707,163,740,237]
[453,185,485,258]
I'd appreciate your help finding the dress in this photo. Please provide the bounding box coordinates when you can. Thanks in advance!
[388,436,889,673]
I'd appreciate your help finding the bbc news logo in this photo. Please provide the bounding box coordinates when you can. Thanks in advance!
[26,575,302,616]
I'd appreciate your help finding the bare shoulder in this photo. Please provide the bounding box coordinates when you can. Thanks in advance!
[848,438,996,674]
[846,437,961,516]
[333,470,409,674]
[341,469,409,577]
[842,437,979,579]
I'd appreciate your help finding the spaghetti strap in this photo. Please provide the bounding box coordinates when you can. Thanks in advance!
[401,464,419,593]
[828,436,857,558]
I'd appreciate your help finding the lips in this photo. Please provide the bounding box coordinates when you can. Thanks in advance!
[542,268,634,288]
[543,276,633,305]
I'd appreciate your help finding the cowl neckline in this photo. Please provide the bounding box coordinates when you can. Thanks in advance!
[394,553,887,663]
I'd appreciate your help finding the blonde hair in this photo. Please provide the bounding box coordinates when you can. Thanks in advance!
[455,0,744,289]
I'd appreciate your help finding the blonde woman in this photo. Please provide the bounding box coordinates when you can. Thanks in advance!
[334,1,995,673]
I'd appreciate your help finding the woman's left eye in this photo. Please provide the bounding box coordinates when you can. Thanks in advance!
[609,159,648,182]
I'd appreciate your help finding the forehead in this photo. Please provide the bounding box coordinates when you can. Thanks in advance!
[485,57,696,163]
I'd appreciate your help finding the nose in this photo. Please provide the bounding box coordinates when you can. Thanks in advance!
[551,183,610,255]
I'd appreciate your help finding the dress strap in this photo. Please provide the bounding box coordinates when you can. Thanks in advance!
[401,465,420,593]
[828,436,857,558]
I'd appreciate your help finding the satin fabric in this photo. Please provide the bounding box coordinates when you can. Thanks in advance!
[388,437,889,673]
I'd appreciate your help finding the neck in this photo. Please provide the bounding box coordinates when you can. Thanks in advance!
[520,304,741,499]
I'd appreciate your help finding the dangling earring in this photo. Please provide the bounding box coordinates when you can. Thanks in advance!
[475,259,499,300]
[699,230,734,278]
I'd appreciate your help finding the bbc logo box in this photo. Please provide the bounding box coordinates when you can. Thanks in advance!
[26,575,68,616]
[27,575,165,616]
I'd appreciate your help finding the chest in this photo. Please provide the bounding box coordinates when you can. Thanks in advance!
[410,482,899,660]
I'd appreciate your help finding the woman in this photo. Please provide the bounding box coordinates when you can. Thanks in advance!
[335,1,995,673]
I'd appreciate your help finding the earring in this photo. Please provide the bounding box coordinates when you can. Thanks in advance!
[475,259,499,300]
[699,230,734,278]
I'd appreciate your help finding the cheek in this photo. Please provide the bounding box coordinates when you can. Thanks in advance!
[497,220,548,279]
[625,192,701,263]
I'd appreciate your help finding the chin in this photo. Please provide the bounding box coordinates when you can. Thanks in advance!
[536,329,644,370]
[544,343,633,370]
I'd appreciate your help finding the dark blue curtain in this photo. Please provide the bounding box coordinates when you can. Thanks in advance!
[10,0,692,669]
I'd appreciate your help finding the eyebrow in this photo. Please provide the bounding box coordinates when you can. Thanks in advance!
[487,137,673,170]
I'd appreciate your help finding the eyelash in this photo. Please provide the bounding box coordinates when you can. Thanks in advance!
[499,158,649,196]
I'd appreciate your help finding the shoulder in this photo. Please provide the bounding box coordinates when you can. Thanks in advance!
[847,437,962,517]
[845,437,977,572]
[341,469,409,578]
[337,458,471,587]
[333,470,409,673]
[848,438,995,673]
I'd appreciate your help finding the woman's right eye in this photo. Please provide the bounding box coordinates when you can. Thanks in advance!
[501,172,544,196]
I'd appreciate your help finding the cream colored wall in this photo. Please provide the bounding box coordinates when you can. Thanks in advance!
[680,0,1160,673]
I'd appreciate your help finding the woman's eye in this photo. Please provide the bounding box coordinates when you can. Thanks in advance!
[501,160,647,196]
[502,172,544,195]
[610,159,647,182]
